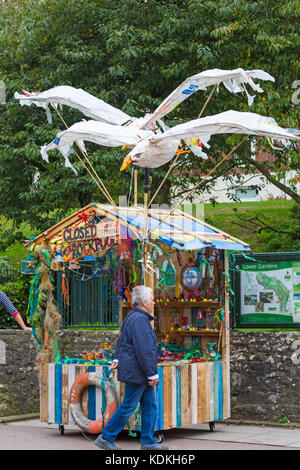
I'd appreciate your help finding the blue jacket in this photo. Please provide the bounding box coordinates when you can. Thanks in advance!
[113,307,158,385]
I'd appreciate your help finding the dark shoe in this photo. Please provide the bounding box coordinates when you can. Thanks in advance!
[94,434,122,450]
[140,442,168,450]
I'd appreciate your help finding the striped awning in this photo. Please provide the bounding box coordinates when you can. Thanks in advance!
[32,202,250,253]
[97,204,250,252]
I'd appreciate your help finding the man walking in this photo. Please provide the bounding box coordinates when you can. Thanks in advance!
[94,285,168,450]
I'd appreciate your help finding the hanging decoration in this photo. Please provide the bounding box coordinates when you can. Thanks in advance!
[62,268,70,308]
[181,264,202,292]
[21,237,37,274]
[27,247,62,372]
[156,255,176,287]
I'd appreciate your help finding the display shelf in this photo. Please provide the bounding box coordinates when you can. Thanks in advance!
[120,301,220,309]
[155,301,220,308]
[178,330,220,336]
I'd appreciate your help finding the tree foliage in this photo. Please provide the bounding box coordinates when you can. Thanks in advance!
[0,0,298,232]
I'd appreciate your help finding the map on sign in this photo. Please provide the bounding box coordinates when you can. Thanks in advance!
[239,260,300,324]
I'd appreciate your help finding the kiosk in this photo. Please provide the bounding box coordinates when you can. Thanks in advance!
[26,202,250,438]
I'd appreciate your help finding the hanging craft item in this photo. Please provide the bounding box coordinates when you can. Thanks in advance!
[77,210,91,224]
[148,243,163,285]
[62,268,70,308]
[21,237,36,274]
[199,257,208,278]
[197,248,222,299]
[176,250,183,267]
[210,251,222,298]
[82,254,96,261]
[174,273,181,298]
[181,264,202,292]
[54,252,64,263]
[27,247,62,371]
[51,249,64,272]
[69,259,81,270]
[114,239,132,261]
[138,250,156,279]
[124,288,133,308]
[157,256,176,287]
[93,257,106,277]
[164,263,176,287]
[129,263,137,284]
[195,250,202,269]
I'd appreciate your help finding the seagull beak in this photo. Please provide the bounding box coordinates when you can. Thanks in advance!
[21,89,37,97]
[120,154,132,171]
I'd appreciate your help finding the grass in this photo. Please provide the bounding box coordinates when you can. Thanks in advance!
[183,199,295,253]
[0,199,296,268]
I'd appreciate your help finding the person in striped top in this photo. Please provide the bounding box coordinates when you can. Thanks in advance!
[0,290,31,332]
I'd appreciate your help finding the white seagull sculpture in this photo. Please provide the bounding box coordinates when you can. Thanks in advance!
[15,68,299,173]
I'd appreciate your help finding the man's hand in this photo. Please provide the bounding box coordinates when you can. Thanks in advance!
[110,361,118,370]
[148,378,159,387]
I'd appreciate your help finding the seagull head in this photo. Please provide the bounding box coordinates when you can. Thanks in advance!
[120,153,133,171]
[120,139,149,170]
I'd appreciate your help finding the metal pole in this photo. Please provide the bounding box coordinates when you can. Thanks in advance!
[143,168,154,291]
[143,168,150,241]
[134,166,138,206]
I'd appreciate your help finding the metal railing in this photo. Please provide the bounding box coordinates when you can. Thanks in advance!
[56,264,119,328]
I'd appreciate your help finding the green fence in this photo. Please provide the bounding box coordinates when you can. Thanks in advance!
[56,264,119,328]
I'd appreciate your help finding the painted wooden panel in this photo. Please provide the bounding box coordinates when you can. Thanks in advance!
[40,360,229,429]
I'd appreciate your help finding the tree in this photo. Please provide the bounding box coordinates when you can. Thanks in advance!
[0,0,298,234]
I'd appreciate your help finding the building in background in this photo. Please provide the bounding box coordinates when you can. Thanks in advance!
[193,141,299,203]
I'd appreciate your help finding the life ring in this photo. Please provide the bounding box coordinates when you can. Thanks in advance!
[68,371,118,434]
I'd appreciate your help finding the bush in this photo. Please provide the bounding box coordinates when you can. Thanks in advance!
[0,277,31,329]
[0,257,18,283]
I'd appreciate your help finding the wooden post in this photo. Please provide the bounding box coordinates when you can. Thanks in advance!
[222,250,231,418]
[40,241,49,355]
[143,169,154,290]
[143,168,154,328]
[143,168,150,244]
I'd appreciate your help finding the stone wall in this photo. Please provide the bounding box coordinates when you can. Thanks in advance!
[0,330,39,417]
[230,330,300,422]
[0,329,300,422]
[0,329,119,417]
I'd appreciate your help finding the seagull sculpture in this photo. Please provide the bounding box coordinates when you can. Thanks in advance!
[15,67,299,174]
[38,110,299,172]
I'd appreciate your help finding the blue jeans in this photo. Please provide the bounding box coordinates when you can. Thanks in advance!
[102,383,157,445]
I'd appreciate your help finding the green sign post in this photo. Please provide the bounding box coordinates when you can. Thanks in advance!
[231,252,300,328]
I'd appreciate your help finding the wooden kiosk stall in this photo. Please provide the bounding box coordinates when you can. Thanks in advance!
[26,201,251,438]
[16,65,300,440]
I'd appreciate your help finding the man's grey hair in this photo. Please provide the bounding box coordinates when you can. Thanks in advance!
[131,285,153,306]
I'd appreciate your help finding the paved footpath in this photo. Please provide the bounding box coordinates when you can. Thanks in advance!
[0,418,300,450]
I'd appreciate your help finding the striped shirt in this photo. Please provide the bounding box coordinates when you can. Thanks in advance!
[0,290,19,317]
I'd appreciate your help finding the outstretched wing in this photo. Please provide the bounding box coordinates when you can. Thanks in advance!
[151,110,299,144]
[41,119,152,173]
[143,68,275,128]
[14,85,132,125]
[125,110,299,169]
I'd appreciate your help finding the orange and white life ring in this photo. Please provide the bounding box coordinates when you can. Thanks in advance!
[68,371,118,434]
